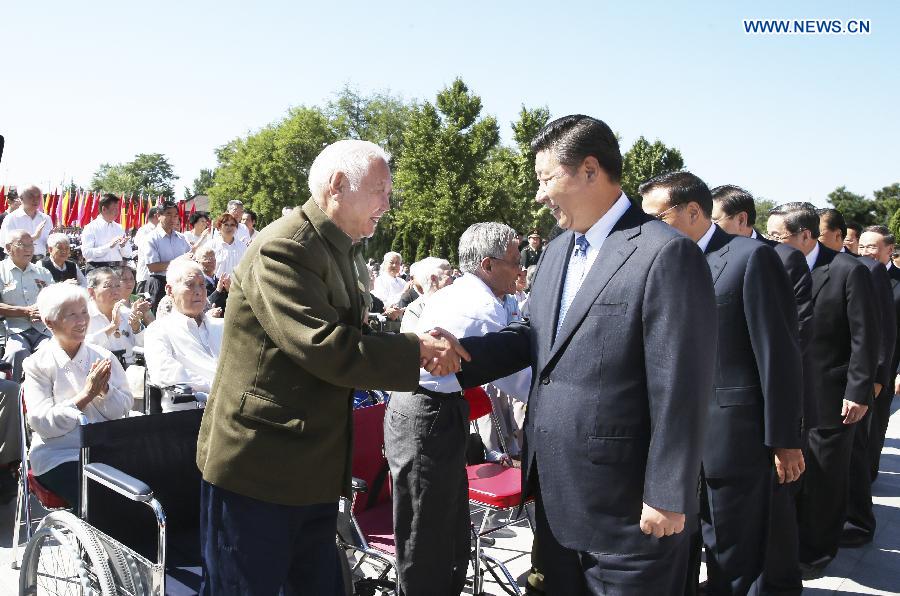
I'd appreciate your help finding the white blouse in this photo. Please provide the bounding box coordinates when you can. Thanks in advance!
[144,310,224,393]
[24,340,132,476]
[211,236,247,277]
[86,302,145,364]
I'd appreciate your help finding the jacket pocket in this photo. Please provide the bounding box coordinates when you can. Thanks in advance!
[716,386,762,407]
[587,302,627,317]
[586,425,643,464]
[826,364,849,380]
[238,392,306,434]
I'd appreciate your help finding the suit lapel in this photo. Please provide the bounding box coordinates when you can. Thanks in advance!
[810,243,834,301]
[530,233,573,366]
[704,227,731,285]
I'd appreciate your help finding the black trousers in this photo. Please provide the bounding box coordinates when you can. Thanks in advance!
[34,461,80,511]
[535,486,689,596]
[145,274,168,312]
[697,469,771,596]
[199,480,344,596]
[846,409,876,535]
[869,393,895,481]
[384,391,470,596]
[797,425,856,564]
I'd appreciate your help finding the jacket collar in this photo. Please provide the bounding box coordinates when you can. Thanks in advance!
[48,339,93,372]
[302,198,353,255]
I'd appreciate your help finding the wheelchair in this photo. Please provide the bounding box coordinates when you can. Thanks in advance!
[337,389,532,596]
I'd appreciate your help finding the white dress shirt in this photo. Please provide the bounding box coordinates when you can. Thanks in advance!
[0,207,53,255]
[697,223,717,253]
[210,236,247,277]
[134,222,157,283]
[141,227,191,274]
[576,192,632,274]
[86,301,144,364]
[212,222,250,244]
[0,258,54,333]
[144,310,224,392]
[183,230,211,252]
[80,217,133,263]
[806,242,821,271]
[372,273,407,307]
[23,340,132,476]
[416,273,531,398]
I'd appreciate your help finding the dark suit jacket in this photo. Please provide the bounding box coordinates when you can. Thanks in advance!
[888,264,900,375]
[197,198,421,506]
[457,204,717,555]
[808,243,879,428]
[205,275,228,310]
[859,257,896,389]
[702,227,803,477]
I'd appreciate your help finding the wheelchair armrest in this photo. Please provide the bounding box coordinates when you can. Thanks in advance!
[83,462,154,503]
[351,477,368,493]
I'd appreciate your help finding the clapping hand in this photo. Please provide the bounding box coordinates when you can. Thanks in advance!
[416,327,471,376]
[639,503,685,538]
[85,359,112,399]
[26,305,42,322]
[132,297,151,315]
[217,273,231,293]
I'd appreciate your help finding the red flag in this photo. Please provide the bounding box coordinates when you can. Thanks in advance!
[48,194,59,226]
[136,196,144,228]
[189,201,196,221]
[178,201,186,232]
[92,193,100,220]
[0,186,6,213]
[128,199,137,230]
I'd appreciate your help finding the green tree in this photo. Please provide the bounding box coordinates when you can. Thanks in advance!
[208,106,338,223]
[391,79,501,263]
[827,186,874,225]
[326,86,415,162]
[621,137,684,202]
[753,198,776,236]
[91,153,177,199]
[184,168,215,199]
[873,183,900,225]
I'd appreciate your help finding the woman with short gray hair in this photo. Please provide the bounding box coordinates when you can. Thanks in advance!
[42,233,86,286]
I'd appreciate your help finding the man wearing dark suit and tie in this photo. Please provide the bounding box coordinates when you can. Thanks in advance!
[712,186,817,594]
[451,115,718,595]
[641,173,804,595]
[766,203,879,578]
[858,225,900,482]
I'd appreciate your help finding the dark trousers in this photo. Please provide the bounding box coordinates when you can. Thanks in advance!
[384,391,470,596]
[199,480,344,596]
[146,274,168,312]
[35,461,80,510]
[797,425,855,564]
[846,409,876,535]
[696,469,771,596]
[869,393,895,481]
[535,488,689,596]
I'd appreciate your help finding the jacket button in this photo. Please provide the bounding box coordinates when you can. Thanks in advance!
[541,377,551,385]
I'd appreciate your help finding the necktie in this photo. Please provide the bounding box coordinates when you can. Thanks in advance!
[556,235,590,337]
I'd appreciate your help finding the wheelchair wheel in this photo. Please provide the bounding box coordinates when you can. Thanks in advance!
[20,510,117,596]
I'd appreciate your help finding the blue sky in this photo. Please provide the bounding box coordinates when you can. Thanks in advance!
[1,0,896,207]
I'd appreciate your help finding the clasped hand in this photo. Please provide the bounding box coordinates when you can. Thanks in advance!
[639,503,685,538]
[417,327,471,377]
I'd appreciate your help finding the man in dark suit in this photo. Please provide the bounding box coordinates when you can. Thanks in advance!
[452,115,718,595]
[712,186,817,594]
[643,174,804,595]
[859,225,900,481]
[766,202,879,578]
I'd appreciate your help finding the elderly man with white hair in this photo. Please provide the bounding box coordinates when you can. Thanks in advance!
[1,230,55,380]
[23,283,132,509]
[144,259,224,396]
[0,185,52,260]
[195,139,467,594]
[400,256,453,332]
[42,232,87,286]
[385,222,531,596]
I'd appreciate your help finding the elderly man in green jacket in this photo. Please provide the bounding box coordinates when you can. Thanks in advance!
[196,139,468,595]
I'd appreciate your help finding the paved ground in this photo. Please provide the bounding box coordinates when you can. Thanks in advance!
[2,399,898,594]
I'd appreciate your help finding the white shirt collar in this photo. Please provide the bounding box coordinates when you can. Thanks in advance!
[805,242,821,271]
[696,223,717,253]
[579,192,631,250]
[2,257,36,275]
[48,339,93,371]
[750,229,758,239]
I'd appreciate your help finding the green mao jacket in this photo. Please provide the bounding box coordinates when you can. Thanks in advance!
[197,198,421,506]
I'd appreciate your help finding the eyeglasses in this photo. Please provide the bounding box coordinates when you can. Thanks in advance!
[651,204,683,221]
[764,230,805,242]
[489,256,524,270]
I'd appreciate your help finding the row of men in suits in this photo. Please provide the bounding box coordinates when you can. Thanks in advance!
[453,114,894,595]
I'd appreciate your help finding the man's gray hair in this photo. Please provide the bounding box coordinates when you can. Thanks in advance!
[166,258,204,287]
[5,229,31,249]
[458,222,518,274]
[87,266,117,290]
[308,140,391,201]
[47,232,70,250]
[410,257,450,295]
[193,246,216,260]
[36,283,88,325]
[226,200,244,210]
[382,251,401,265]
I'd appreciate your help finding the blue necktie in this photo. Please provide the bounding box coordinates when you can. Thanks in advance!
[557,235,590,337]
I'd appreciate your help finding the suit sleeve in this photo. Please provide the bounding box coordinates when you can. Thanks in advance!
[780,248,815,354]
[871,265,895,387]
[242,236,421,391]
[641,236,717,514]
[744,246,803,449]
[456,323,533,389]
[844,262,880,405]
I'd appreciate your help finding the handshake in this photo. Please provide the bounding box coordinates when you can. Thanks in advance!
[416,328,471,377]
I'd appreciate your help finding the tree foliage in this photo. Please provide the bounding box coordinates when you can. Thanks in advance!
[91,153,177,199]
[753,198,776,236]
[827,186,873,225]
[621,137,684,203]
[185,168,215,199]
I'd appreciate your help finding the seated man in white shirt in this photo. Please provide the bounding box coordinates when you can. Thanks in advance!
[80,193,133,270]
[144,259,224,406]
[0,186,52,261]
[384,222,531,595]
[1,230,55,380]
[134,207,161,293]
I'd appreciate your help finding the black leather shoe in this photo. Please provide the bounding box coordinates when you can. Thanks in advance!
[799,556,831,580]
[840,526,874,548]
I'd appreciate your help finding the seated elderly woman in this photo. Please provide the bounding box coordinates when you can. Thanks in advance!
[144,259,224,398]
[23,283,132,508]
[41,233,86,286]
[85,267,146,366]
